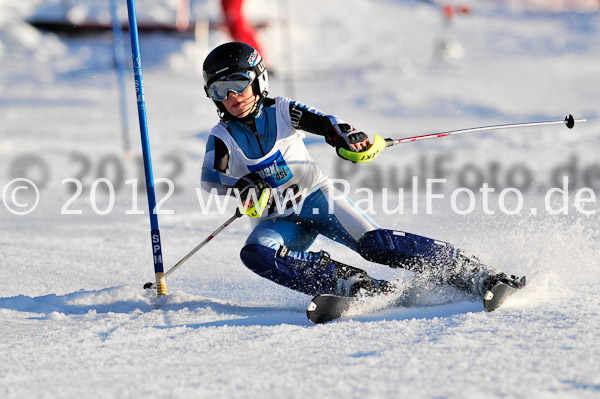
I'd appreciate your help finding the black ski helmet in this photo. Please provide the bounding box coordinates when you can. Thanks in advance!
[202,42,268,119]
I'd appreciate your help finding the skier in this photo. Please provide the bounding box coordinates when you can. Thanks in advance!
[200,42,524,301]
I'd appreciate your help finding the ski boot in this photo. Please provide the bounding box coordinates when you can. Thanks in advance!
[482,272,526,293]
[443,251,525,298]
[324,253,390,297]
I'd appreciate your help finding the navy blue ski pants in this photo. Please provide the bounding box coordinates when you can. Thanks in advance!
[240,185,456,295]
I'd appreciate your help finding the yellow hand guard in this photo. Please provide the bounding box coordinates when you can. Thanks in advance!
[238,187,272,218]
[337,134,387,163]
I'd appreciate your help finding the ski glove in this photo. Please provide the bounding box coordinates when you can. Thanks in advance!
[327,123,371,161]
[233,173,273,218]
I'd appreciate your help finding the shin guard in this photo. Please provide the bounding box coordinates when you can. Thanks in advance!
[240,244,336,296]
[357,229,456,271]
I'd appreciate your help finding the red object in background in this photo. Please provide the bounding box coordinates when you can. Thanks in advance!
[221,0,265,57]
[443,3,471,20]
[443,4,455,19]
[458,5,471,14]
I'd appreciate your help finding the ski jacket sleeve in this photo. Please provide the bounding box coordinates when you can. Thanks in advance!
[287,100,348,146]
[201,134,238,195]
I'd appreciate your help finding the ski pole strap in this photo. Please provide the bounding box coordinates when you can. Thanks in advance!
[337,134,388,163]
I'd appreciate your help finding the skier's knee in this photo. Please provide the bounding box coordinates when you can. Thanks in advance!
[240,243,335,296]
[240,243,275,275]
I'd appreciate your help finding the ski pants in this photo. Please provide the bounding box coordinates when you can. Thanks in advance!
[240,185,457,295]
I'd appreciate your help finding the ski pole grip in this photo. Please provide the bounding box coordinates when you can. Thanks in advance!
[337,134,387,163]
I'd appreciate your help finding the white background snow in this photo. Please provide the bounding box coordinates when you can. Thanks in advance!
[1,0,599,397]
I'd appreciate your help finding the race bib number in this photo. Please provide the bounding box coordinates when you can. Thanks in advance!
[248,150,293,188]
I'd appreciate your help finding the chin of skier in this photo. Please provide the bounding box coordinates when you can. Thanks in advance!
[200,42,524,299]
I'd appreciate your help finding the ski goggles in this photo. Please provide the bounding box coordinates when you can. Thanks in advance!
[206,71,256,102]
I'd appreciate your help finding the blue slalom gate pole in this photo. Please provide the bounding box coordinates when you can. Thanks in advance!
[110,0,131,158]
[126,0,167,295]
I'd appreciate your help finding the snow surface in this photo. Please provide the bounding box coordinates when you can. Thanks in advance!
[1,0,600,398]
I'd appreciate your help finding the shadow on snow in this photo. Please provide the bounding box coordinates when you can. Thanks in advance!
[0,285,483,327]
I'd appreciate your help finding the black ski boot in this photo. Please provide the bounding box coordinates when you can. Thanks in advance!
[482,273,526,293]
[443,251,525,298]
[321,252,389,297]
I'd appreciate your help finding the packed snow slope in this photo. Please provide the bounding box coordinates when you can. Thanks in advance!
[1,0,599,398]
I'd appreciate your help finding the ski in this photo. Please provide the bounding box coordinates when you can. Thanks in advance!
[307,276,527,323]
[306,291,401,324]
[483,276,526,312]
[307,295,355,324]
